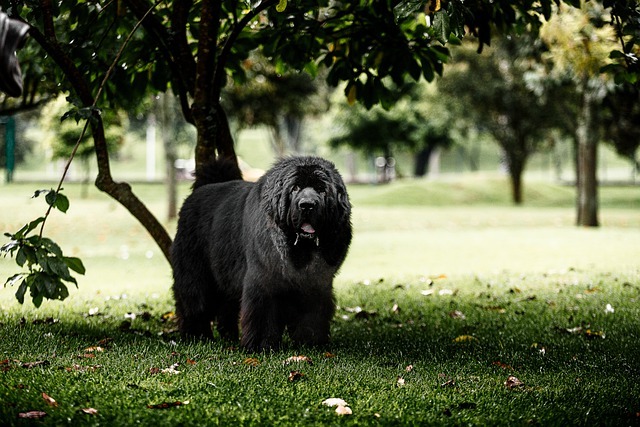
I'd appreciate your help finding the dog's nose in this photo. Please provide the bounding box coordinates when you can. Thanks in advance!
[299,198,316,211]
[298,187,318,211]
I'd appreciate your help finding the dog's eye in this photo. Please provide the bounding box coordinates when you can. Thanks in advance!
[292,185,300,193]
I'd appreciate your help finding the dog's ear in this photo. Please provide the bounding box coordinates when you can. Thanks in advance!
[321,175,352,266]
[261,175,290,227]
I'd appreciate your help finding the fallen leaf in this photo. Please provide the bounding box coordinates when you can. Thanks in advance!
[88,307,100,316]
[21,360,50,369]
[420,289,434,296]
[453,335,477,343]
[288,370,304,382]
[149,367,161,375]
[161,311,176,322]
[79,353,96,359]
[492,361,513,370]
[605,304,615,314]
[147,400,189,409]
[585,329,605,339]
[161,363,180,374]
[322,398,348,407]
[42,392,58,407]
[81,408,98,415]
[405,364,414,372]
[18,411,47,419]
[97,338,113,347]
[323,352,336,359]
[449,310,466,319]
[391,303,400,313]
[186,358,197,365]
[284,355,313,365]
[439,289,454,296]
[243,358,260,367]
[396,377,406,387]
[505,375,525,389]
[484,306,506,313]
[565,326,583,334]
[84,346,104,353]
[441,379,456,387]
[335,405,353,415]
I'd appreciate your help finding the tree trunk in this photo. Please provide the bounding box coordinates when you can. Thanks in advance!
[413,147,432,177]
[575,81,600,227]
[506,152,525,205]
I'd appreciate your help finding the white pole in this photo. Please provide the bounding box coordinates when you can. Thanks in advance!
[146,112,156,181]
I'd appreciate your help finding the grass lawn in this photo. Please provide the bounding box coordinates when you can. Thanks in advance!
[0,176,639,425]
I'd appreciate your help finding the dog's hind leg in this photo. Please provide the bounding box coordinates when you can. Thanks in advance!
[216,296,240,341]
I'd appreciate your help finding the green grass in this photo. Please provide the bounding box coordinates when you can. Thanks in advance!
[0,177,639,425]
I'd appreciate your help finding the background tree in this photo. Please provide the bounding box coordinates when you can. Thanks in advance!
[329,82,453,179]
[438,34,561,204]
[222,54,330,156]
[541,2,617,226]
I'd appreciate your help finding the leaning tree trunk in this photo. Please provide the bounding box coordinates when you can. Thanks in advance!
[575,80,600,227]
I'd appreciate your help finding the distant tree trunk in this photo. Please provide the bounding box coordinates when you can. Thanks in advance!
[505,149,526,205]
[285,115,303,154]
[413,146,432,177]
[575,82,600,227]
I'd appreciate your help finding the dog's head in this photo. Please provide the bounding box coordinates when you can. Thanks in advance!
[262,157,351,256]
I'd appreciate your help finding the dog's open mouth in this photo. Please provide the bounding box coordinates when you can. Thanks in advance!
[294,223,319,246]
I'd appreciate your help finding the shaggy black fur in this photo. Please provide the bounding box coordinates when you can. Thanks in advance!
[171,156,352,352]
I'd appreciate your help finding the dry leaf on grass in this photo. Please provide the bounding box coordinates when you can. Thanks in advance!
[21,360,50,369]
[42,392,58,407]
[505,375,525,389]
[449,310,466,319]
[335,405,353,415]
[322,398,348,407]
[396,377,406,387]
[243,358,260,367]
[18,411,47,419]
[453,335,477,343]
[288,370,304,382]
[284,355,313,365]
[81,408,98,415]
[161,363,180,374]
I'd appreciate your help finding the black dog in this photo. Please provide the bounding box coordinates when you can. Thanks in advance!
[171,156,352,351]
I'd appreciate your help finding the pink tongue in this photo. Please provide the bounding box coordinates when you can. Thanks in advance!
[301,223,315,234]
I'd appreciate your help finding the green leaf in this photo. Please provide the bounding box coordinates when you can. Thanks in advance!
[44,191,69,213]
[43,275,59,297]
[16,247,27,267]
[432,10,450,45]
[64,257,86,275]
[15,280,28,304]
[40,238,64,258]
[5,273,24,288]
[276,0,287,13]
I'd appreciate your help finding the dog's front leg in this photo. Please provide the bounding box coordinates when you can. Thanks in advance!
[239,287,284,352]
